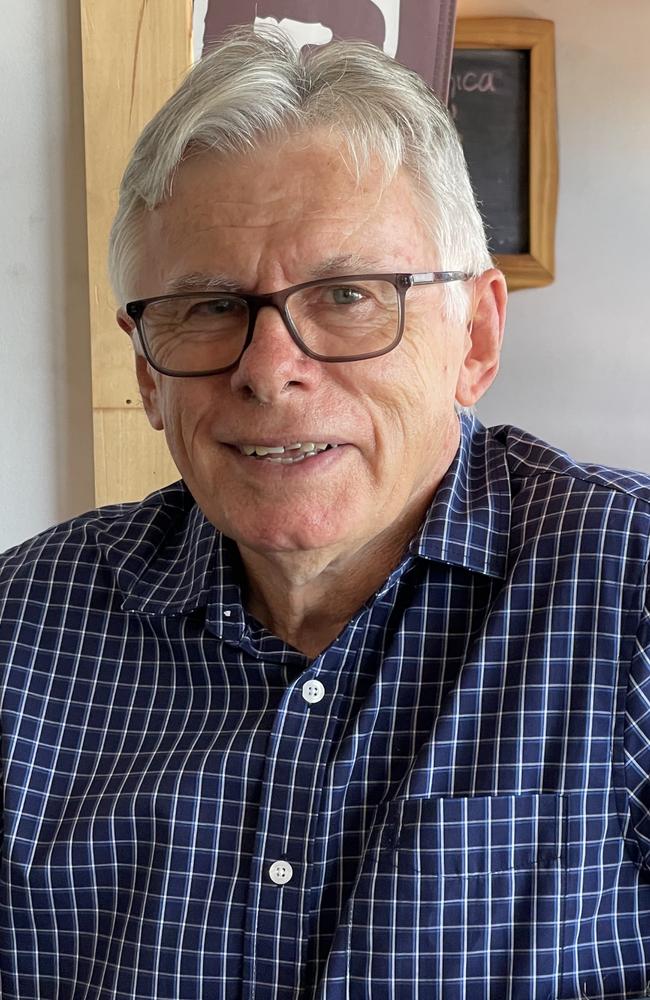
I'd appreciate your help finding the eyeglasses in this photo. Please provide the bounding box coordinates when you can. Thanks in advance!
[125,271,471,377]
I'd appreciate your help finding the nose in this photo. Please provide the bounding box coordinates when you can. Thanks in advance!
[229,303,321,404]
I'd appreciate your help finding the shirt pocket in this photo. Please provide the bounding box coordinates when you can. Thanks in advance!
[346,792,565,1000]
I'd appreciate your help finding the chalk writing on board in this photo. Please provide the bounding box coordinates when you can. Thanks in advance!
[449,70,498,120]
[450,49,530,255]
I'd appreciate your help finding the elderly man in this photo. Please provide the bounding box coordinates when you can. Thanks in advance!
[1,27,649,1000]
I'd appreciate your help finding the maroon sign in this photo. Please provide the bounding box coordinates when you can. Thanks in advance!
[201,0,457,102]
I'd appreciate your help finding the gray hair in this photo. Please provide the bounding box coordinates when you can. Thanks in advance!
[109,26,492,322]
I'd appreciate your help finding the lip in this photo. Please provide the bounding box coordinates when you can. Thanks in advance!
[222,438,349,449]
[223,441,350,471]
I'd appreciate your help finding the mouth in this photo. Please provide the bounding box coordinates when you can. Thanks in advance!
[226,441,342,465]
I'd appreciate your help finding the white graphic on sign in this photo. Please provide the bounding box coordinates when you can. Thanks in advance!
[368,0,400,57]
[254,16,333,48]
[193,0,402,63]
[192,0,209,62]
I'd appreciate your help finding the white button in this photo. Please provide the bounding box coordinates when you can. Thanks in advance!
[302,679,325,704]
[224,610,232,617]
[269,860,293,885]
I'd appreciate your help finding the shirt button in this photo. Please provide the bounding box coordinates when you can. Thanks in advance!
[269,860,294,885]
[302,679,325,704]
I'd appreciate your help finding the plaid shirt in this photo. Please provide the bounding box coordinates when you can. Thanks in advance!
[1,412,650,1000]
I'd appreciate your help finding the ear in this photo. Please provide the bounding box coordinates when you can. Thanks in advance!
[116,308,164,431]
[455,268,507,407]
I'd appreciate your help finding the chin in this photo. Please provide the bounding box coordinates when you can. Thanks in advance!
[223,510,355,556]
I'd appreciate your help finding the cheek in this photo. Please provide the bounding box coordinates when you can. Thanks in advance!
[157,387,213,454]
[384,323,460,409]
[358,326,462,459]
[158,391,183,436]
[356,373,438,469]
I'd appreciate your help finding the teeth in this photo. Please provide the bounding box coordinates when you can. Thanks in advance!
[244,444,285,456]
[238,441,337,458]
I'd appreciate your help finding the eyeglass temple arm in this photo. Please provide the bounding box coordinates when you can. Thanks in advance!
[409,271,471,285]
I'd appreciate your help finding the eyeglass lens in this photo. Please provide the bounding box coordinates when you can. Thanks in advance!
[140,278,400,373]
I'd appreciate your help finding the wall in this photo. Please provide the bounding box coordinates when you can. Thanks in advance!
[0,0,94,552]
[458,0,650,469]
[0,0,648,551]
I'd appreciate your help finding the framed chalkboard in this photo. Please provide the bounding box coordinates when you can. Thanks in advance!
[452,19,558,291]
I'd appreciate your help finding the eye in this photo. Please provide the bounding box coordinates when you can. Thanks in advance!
[189,297,240,317]
[328,286,365,305]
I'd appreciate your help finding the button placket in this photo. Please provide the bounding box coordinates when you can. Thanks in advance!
[243,654,352,996]
[243,674,326,995]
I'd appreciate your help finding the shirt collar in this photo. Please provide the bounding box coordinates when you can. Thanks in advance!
[113,410,510,619]
[409,410,511,579]
[106,490,231,616]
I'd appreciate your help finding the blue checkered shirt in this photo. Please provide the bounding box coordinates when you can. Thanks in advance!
[2,412,650,1000]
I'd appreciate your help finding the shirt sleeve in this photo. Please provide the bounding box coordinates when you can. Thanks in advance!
[623,568,650,869]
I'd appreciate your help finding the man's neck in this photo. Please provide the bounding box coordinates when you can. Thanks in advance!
[237,490,437,659]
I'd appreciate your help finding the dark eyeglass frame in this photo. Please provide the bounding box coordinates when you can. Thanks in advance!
[125,270,472,377]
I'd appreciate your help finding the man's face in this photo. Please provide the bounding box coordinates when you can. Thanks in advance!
[125,135,489,562]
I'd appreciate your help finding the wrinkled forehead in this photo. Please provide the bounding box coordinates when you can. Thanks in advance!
[164,129,413,219]
[133,134,438,295]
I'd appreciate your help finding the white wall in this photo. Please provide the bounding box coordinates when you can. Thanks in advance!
[458,0,650,469]
[0,0,94,552]
[1,0,648,551]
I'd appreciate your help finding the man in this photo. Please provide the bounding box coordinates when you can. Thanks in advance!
[1,26,649,1000]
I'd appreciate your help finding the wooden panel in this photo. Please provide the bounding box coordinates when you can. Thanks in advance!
[80,0,192,503]
[93,409,180,508]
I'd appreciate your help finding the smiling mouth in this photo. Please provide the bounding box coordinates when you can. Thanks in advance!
[233,441,340,463]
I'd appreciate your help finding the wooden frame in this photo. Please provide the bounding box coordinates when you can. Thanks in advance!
[454,18,558,291]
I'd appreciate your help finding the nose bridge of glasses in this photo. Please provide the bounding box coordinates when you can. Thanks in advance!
[244,290,301,350]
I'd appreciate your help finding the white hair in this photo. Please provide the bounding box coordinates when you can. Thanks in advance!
[109,26,492,323]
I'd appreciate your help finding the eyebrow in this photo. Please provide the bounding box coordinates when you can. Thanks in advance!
[163,256,386,295]
[307,254,385,279]
[164,272,241,294]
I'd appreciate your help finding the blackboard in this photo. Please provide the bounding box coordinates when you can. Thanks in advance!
[449,49,530,255]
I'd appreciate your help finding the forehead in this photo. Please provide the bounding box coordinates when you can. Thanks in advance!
[138,134,436,294]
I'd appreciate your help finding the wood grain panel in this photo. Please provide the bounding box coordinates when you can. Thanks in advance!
[80,0,192,502]
[93,409,179,507]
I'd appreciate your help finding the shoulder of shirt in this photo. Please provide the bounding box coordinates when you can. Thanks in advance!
[488,422,650,507]
[0,480,194,591]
